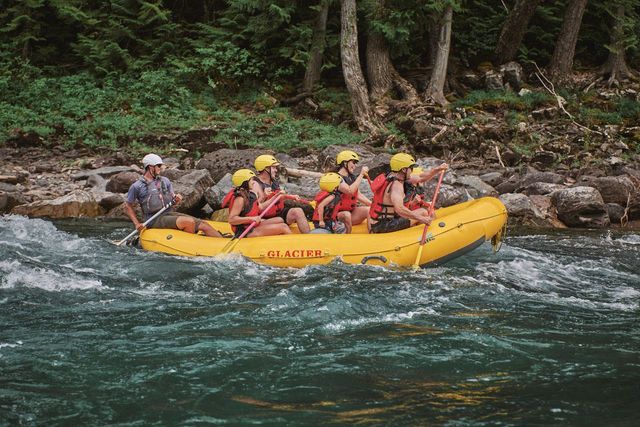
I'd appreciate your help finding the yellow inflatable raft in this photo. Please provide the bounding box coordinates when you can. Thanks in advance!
[139,197,507,268]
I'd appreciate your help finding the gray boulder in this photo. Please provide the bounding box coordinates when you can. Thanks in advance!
[518,171,564,189]
[197,148,267,182]
[12,190,105,218]
[71,166,138,181]
[456,175,498,197]
[551,186,610,228]
[592,176,639,219]
[105,171,139,193]
[172,169,214,214]
[606,203,626,224]
[499,193,546,226]
[500,61,524,91]
[204,173,233,211]
[522,182,566,196]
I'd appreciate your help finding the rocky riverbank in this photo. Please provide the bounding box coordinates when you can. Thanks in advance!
[1,140,639,230]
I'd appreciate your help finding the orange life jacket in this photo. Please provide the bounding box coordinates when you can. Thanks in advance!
[312,190,342,222]
[222,189,260,233]
[338,172,358,212]
[256,177,285,218]
[368,173,398,220]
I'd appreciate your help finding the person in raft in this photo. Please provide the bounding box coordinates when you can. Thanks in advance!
[311,172,347,234]
[368,153,447,234]
[403,164,449,211]
[250,154,310,234]
[125,153,222,237]
[224,169,292,238]
[335,150,371,233]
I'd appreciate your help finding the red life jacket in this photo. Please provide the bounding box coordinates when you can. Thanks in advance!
[338,172,358,212]
[256,177,285,218]
[368,173,397,220]
[312,190,342,222]
[222,189,260,233]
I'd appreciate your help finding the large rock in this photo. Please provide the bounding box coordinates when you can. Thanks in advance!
[1,191,28,213]
[204,173,233,211]
[522,182,566,196]
[91,191,125,211]
[197,148,267,182]
[551,186,610,228]
[12,190,105,218]
[484,70,504,91]
[172,169,214,214]
[500,61,524,91]
[499,193,548,226]
[529,195,566,228]
[105,171,139,193]
[433,184,467,208]
[592,176,640,219]
[606,203,626,225]
[71,166,138,181]
[455,175,498,197]
[518,171,564,190]
[479,171,504,188]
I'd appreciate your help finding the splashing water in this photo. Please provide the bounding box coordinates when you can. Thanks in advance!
[1,216,639,425]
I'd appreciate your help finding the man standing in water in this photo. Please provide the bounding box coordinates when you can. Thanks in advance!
[124,153,222,237]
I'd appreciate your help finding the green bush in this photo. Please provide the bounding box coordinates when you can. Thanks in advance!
[212,108,360,151]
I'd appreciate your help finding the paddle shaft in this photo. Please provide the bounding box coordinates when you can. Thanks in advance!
[222,194,284,253]
[413,169,446,268]
[116,199,175,246]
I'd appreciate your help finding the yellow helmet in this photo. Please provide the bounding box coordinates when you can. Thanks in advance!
[336,150,360,165]
[410,167,424,177]
[254,154,279,172]
[232,169,256,187]
[319,172,342,192]
[390,153,417,172]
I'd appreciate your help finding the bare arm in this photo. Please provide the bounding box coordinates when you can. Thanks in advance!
[338,166,369,195]
[410,163,449,185]
[124,202,144,231]
[228,197,259,226]
[316,194,335,227]
[390,182,429,224]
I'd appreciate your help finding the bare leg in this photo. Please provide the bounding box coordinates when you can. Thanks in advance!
[198,221,222,237]
[337,211,353,234]
[176,216,196,233]
[286,207,310,234]
[351,206,369,225]
[250,223,292,237]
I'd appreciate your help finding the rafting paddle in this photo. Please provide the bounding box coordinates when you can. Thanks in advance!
[221,193,284,254]
[412,169,446,269]
[115,198,176,246]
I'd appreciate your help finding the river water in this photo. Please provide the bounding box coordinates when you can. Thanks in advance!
[1,215,639,425]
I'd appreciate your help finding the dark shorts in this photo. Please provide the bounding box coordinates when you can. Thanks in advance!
[370,217,411,234]
[233,224,255,238]
[149,213,202,232]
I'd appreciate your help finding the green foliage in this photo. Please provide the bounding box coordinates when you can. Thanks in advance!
[0,66,208,147]
[577,96,640,126]
[212,108,361,151]
[452,90,554,112]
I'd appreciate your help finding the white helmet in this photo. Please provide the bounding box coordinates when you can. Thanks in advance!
[142,153,163,169]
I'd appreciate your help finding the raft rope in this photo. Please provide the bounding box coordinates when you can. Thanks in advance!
[491,221,507,253]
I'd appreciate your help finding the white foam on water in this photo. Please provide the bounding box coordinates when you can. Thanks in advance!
[0,260,104,291]
[0,341,23,350]
[323,309,435,333]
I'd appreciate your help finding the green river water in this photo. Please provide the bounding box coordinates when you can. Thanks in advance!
[1,215,639,425]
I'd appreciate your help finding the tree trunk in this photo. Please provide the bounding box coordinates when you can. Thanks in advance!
[302,0,331,93]
[599,5,636,85]
[494,0,543,65]
[366,0,418,104]
[424,5,453,106]
[547,0,589,84]
[340,0,383,134]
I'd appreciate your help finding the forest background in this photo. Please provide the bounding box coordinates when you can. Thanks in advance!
[1,0,639,166]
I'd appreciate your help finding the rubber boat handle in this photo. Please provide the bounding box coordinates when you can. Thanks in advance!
[361,255,388,265]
